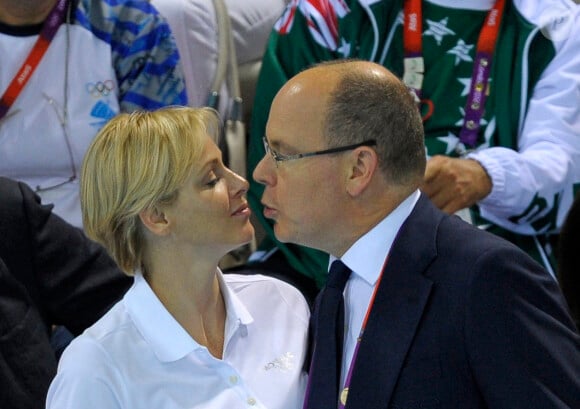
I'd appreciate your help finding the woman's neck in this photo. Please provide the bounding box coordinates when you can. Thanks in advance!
[0,0,58,25]
[146,259,227,359]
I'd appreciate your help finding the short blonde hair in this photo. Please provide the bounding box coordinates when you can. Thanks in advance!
[80,106,220,275]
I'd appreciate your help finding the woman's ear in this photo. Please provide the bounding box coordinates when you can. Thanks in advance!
[345,146,378,197]
[139,206,171,236]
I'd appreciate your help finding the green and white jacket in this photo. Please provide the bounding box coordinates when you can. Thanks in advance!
[248,0,580,283]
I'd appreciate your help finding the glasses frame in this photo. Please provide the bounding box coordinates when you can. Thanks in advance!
[262,137,377,167]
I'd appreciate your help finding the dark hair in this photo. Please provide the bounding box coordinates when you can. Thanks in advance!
[322,61,426,186]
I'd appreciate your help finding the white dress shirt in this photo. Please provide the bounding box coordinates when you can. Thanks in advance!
[46,272,309,409]
[329,190,421,388]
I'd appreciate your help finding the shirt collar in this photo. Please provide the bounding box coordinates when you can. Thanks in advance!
[218,270,254,348]
[330,190,421,285]
[124,270,253,363]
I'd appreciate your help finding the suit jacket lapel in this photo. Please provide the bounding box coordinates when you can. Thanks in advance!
[345,195,441,409]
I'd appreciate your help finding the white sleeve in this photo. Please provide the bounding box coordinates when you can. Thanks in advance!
[46,339,124,409]
[468,2,580,235]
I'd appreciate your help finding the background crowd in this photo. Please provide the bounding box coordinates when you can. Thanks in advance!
[1,0,579,408]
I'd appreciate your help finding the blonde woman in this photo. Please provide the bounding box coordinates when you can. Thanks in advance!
[46,106,309,409]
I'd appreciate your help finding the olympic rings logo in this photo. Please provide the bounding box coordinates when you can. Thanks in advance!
[86,80,115,98]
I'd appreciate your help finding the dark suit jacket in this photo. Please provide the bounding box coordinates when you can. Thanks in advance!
[558,192,580,327]
[344,194,579,409]
[0,177,132,409]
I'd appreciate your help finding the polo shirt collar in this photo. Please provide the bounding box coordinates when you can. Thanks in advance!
[124,270,253,363]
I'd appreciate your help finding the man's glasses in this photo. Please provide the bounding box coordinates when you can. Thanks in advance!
[262,137,376,167]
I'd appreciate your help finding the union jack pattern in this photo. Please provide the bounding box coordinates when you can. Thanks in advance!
[274,0,299,34]
[275,0,350,51]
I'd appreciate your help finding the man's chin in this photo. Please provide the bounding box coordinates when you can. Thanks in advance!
[272,224,295,244]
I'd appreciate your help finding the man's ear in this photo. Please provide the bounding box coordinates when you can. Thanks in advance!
[346,146,378,197]
[139,206,171,236]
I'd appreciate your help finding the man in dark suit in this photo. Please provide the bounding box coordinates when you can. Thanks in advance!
[253,60,580,408]
[0,176,132,409]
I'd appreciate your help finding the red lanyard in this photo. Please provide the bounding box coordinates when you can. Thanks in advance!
[402,0,424,99]
[0,0,69,120]
[403,0,506,148]
[336,255,388,409]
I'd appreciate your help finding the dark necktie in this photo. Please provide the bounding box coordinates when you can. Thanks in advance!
[305,260,352,409]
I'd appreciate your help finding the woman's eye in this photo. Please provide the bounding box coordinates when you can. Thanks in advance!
[206,177,221,187]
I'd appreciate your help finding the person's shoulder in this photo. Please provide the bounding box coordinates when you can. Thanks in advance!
[0,176,32,197]
[0,177,39,215]
[514,0,580,13]
[78,0,165,27]
[432,212,539,277]
[224,273,300,294]
[0,177,21,203]
[80,0,158,11]
[47,314,128,408]
[513,0,580,38]
[54,302,136,381]
[58,332,112,371]
[69,300,136,356]
[441,213,522,252]
[224,273,310,317]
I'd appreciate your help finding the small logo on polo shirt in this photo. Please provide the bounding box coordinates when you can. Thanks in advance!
[264,352,295,372]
